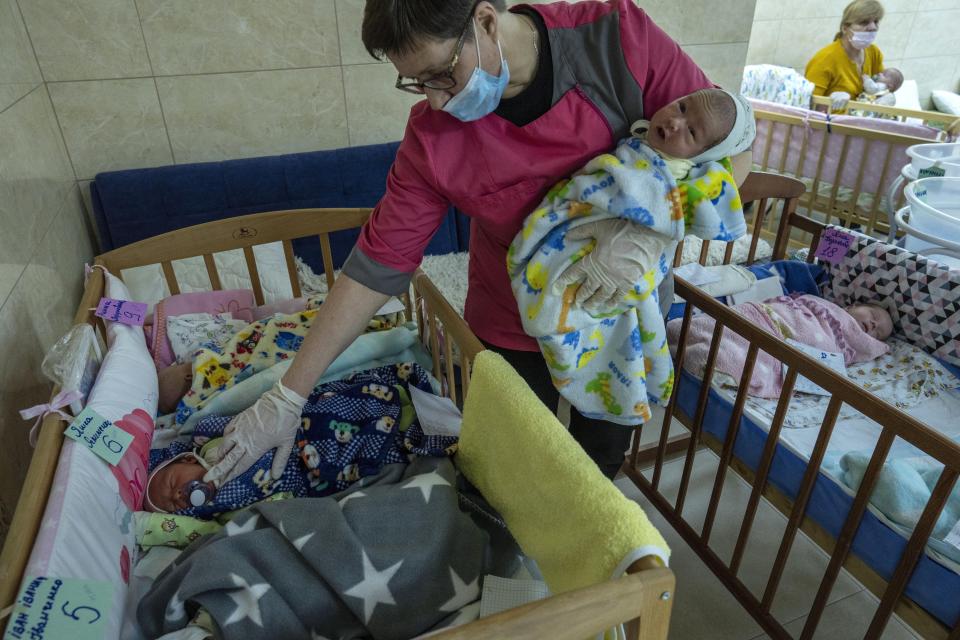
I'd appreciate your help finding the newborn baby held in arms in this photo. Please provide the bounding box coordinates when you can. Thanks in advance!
[509,87,756,425]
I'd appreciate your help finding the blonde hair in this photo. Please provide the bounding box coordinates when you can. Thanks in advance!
[834,0,885,40]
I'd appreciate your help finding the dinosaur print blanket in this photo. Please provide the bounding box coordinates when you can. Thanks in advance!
[508,137,746,424]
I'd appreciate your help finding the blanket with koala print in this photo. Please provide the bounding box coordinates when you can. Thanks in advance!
[150,363,458,519]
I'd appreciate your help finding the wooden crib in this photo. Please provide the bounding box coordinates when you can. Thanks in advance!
[749,102,954,243]
[632,172,960,639]
[0,208,674,639]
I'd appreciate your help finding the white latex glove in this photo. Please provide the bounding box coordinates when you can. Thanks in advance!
[553,219,669,313]
[202,381,307,487]
[829,91,851,111]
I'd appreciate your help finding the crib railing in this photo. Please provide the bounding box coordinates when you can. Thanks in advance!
[751,106,935,241]
[628,199,960,638]
[810,96,960,136]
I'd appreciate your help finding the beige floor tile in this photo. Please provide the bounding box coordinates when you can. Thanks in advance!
[619,449,866,637]
[748,590,921,640]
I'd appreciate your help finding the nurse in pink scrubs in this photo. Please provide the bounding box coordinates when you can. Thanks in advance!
[205,0,747,486]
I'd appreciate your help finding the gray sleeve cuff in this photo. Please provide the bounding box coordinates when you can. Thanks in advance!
[341,245,414,296]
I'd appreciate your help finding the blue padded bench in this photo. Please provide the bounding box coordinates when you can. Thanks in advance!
[90,142,471,274]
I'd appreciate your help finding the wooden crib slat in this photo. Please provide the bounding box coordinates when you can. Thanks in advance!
[202,253,222,290]
[798,430,896,640]
[459,351,471,401]
[865,467,959,638]
[826,135,852,228]
[760,121,775,171]
[675,319,725,515]
[698,240,711,266]
[444,329,457,405]
[730,368,799,575]
[161,260,181,295]
[281,239,302,299]
[318,233,336,292]
[761,396,843,611]
[242,246,265,306]
[777,123,792,174]
[414,288,426,345]
[722,241,734,266]
[772,195,800,261]
[871,144,896,235]
[673,240,684,268]
[806,227,823,264]
[747,198,767,264]
[809,132,831,225]
[849,138,872,234]
[701,343,759,544]
[651,301,694,487]
[427,302,443,384]
[797,120,811,181]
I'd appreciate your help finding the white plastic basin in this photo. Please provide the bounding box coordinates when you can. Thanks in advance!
[903,178,960,259]
[906,143,960,178]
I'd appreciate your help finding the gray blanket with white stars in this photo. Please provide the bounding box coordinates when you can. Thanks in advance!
[138,457,503,639]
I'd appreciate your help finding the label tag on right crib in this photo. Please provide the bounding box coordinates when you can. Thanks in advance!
[784,340,847,396]
[3,576,112,640]
[814,228,855,265]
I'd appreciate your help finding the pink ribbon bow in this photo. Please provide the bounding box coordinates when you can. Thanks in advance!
[20,390,84,447]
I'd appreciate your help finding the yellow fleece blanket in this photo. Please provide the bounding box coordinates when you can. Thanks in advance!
[456,351,669,594]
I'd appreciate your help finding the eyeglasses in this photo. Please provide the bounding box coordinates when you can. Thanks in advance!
[395,4,478,94]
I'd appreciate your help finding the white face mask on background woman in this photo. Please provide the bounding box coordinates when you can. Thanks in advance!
[849,28,877,49]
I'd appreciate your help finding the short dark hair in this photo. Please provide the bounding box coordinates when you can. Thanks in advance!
[362,0,507,61]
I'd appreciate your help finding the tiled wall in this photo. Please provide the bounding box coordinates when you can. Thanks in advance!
[0,0,755,542]
[0,1,97,542]
[747,0,960,108]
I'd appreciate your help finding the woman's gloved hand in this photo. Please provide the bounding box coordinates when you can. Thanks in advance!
[829,91,851,111]
[202,381,307,487]
[553,219,668,313]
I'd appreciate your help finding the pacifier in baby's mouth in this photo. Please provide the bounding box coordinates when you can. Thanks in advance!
[183,480,215,507]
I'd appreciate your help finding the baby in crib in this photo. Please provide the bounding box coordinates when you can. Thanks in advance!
[857,68,904,107]
[667,295,895,399]
[146,362,457,518]
[157,308,318,422]
[508,87,756,424]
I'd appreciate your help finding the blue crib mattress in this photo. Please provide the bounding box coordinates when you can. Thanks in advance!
[675,369,960,628]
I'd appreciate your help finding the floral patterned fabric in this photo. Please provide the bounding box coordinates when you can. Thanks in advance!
[744,339,960,429]
[740,64,814,109]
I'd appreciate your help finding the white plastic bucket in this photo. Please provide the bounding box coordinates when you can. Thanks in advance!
[906,143,960,178]
[903,178,960,257]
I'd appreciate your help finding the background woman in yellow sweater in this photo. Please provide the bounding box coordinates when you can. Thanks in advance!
[804,0,902,112]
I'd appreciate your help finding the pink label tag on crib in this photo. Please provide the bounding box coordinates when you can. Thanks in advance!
[814,229,855,264]
[94,297,147,326]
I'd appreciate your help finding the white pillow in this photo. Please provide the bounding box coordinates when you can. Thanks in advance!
[121,241,294,310]
[23,271,159,640]
[932,90,960,116]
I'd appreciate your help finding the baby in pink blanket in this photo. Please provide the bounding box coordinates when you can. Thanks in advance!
[667,294,893,398]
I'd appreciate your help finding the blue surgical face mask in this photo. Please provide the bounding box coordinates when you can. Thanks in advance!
[443,21,510,122]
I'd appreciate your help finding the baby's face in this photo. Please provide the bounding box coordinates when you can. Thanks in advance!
[647,91,731,159]
[146,455,209,513]
[877,69,903,92]
[846,304,893,340]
